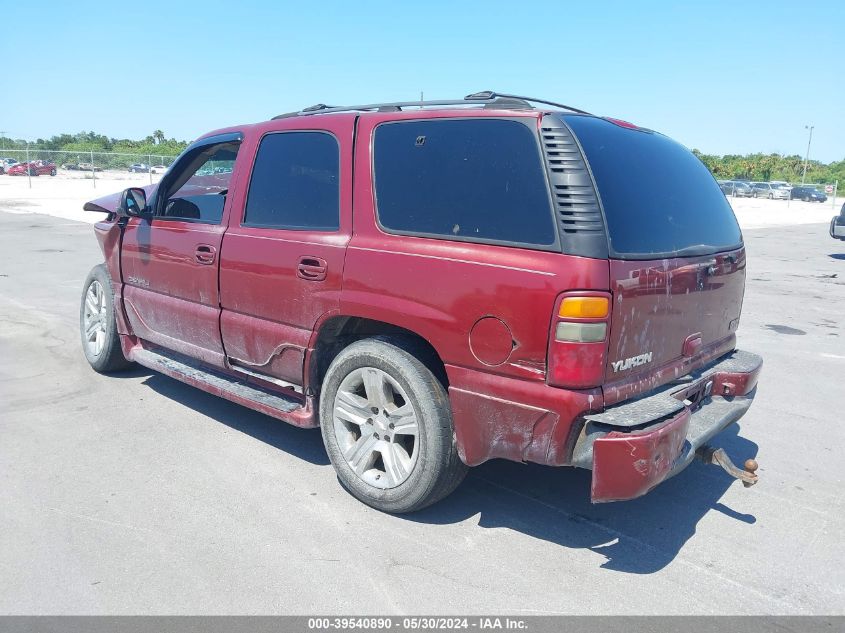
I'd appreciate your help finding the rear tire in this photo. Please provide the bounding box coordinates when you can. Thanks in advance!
[50,168,56,176]
[80,264,133,373]
[319,337,467,513]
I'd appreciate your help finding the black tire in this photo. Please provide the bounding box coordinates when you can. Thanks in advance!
[50,168,56,176]
[768,193,773,200]
[319,337,467,513]
[804,196,810,202]
[79,264,133,373]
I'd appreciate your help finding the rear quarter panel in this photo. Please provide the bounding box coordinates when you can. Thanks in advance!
[347,110,609,384]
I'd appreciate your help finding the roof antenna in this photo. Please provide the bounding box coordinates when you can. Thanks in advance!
[420,91,424,109]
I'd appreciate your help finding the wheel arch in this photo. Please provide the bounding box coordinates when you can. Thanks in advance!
[306,314,448,396]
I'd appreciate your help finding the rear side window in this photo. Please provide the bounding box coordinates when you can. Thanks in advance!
[564,115,742,258]
[374,119,556,247]
[244,132,339,230]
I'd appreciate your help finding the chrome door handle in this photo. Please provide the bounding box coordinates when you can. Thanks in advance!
[195,244,216,265]
[297,256,327,281]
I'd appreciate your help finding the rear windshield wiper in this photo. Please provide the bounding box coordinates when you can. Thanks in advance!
[672,244,740,257]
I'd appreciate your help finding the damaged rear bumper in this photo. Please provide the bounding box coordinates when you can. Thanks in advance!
[572,349,762,502]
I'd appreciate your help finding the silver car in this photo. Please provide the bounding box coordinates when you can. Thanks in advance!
[831,204,845,241]
[751,182,789,200]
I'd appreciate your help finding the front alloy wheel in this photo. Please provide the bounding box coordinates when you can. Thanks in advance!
[82,280,107,357]
[79,264,133,373]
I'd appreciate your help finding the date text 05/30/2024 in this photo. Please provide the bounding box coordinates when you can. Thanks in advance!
[307,617,528,630]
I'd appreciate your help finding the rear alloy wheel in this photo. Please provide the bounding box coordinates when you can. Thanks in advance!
[80,264,133,373]
[768,193,773,199]
[50,168,56,176]
[320,337,467,513]
[804,196,810,202]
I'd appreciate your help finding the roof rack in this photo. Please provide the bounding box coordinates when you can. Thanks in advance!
[271,91,592,120]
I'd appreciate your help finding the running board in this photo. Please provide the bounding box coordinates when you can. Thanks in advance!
[130,346,318,428]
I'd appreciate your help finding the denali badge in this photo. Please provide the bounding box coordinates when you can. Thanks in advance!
[611,352,653,373]
[127,275,150,288]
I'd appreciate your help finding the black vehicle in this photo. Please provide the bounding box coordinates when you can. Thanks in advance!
[790,186,827,203]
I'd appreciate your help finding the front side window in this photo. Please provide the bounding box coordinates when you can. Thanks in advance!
[373,118,556,247]
[159,141,240,224]
[243,132,339,230]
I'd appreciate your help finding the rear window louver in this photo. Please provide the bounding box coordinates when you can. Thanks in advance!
[540,115,609,259]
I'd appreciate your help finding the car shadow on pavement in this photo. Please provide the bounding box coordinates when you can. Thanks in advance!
[138,372,330,466]
[131,369,756,574]
[408,424,758,575]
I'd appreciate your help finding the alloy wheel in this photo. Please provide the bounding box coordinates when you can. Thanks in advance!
[82,280,107,356]
[332,367,420,489]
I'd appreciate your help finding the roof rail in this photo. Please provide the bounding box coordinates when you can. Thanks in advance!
[271,91,591,120]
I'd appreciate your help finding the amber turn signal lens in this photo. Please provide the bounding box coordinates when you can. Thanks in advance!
[559,296,609,319]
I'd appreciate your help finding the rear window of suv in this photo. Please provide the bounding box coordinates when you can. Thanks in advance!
[564,115,742,258]
[373,118,557,248]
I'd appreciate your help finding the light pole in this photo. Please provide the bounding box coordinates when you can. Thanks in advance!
[801,125,814,185]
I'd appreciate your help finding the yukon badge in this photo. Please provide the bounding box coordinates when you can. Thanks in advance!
[611,352,653,373]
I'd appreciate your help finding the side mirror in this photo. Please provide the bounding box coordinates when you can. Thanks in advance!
[118,187,148,218]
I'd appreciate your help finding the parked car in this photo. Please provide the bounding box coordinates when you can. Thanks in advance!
[731,181,753,197]
[79,91,762,513]
[718,180,734,195]
[0,158,19,174]
[7,160,56,176]
[831,203,845,241]
[128,163,151,173]
[769,180,792,191]
[790,186,827,203]
[751,182,789,199]
[72,162,103,172]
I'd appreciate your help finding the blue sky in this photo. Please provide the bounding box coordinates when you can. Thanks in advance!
[3,0,843,161]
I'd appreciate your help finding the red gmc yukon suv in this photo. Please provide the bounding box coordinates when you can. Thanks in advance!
[80,92,762,513]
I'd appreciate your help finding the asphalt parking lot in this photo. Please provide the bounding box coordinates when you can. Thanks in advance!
[0,210,843,615]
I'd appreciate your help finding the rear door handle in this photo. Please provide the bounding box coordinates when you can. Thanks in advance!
[297,256,327,281]
[195,244,217,265]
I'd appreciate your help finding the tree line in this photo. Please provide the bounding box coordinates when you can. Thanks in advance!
[692,149,842,185]
[1,131,842,186]
[0,131,188,158]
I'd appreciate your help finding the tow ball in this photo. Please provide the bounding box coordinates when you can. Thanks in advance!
[695,445,759,487]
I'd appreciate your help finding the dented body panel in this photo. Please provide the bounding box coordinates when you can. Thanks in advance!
[579,350,762,501]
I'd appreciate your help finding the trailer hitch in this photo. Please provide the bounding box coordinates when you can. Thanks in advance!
[696,445,759,487]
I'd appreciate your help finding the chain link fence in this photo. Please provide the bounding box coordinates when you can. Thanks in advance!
[0,148,180,187]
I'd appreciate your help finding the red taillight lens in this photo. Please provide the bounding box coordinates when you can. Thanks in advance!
[547,291,611,389]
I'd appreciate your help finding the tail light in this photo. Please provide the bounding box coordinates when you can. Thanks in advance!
[547,292,611,389]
